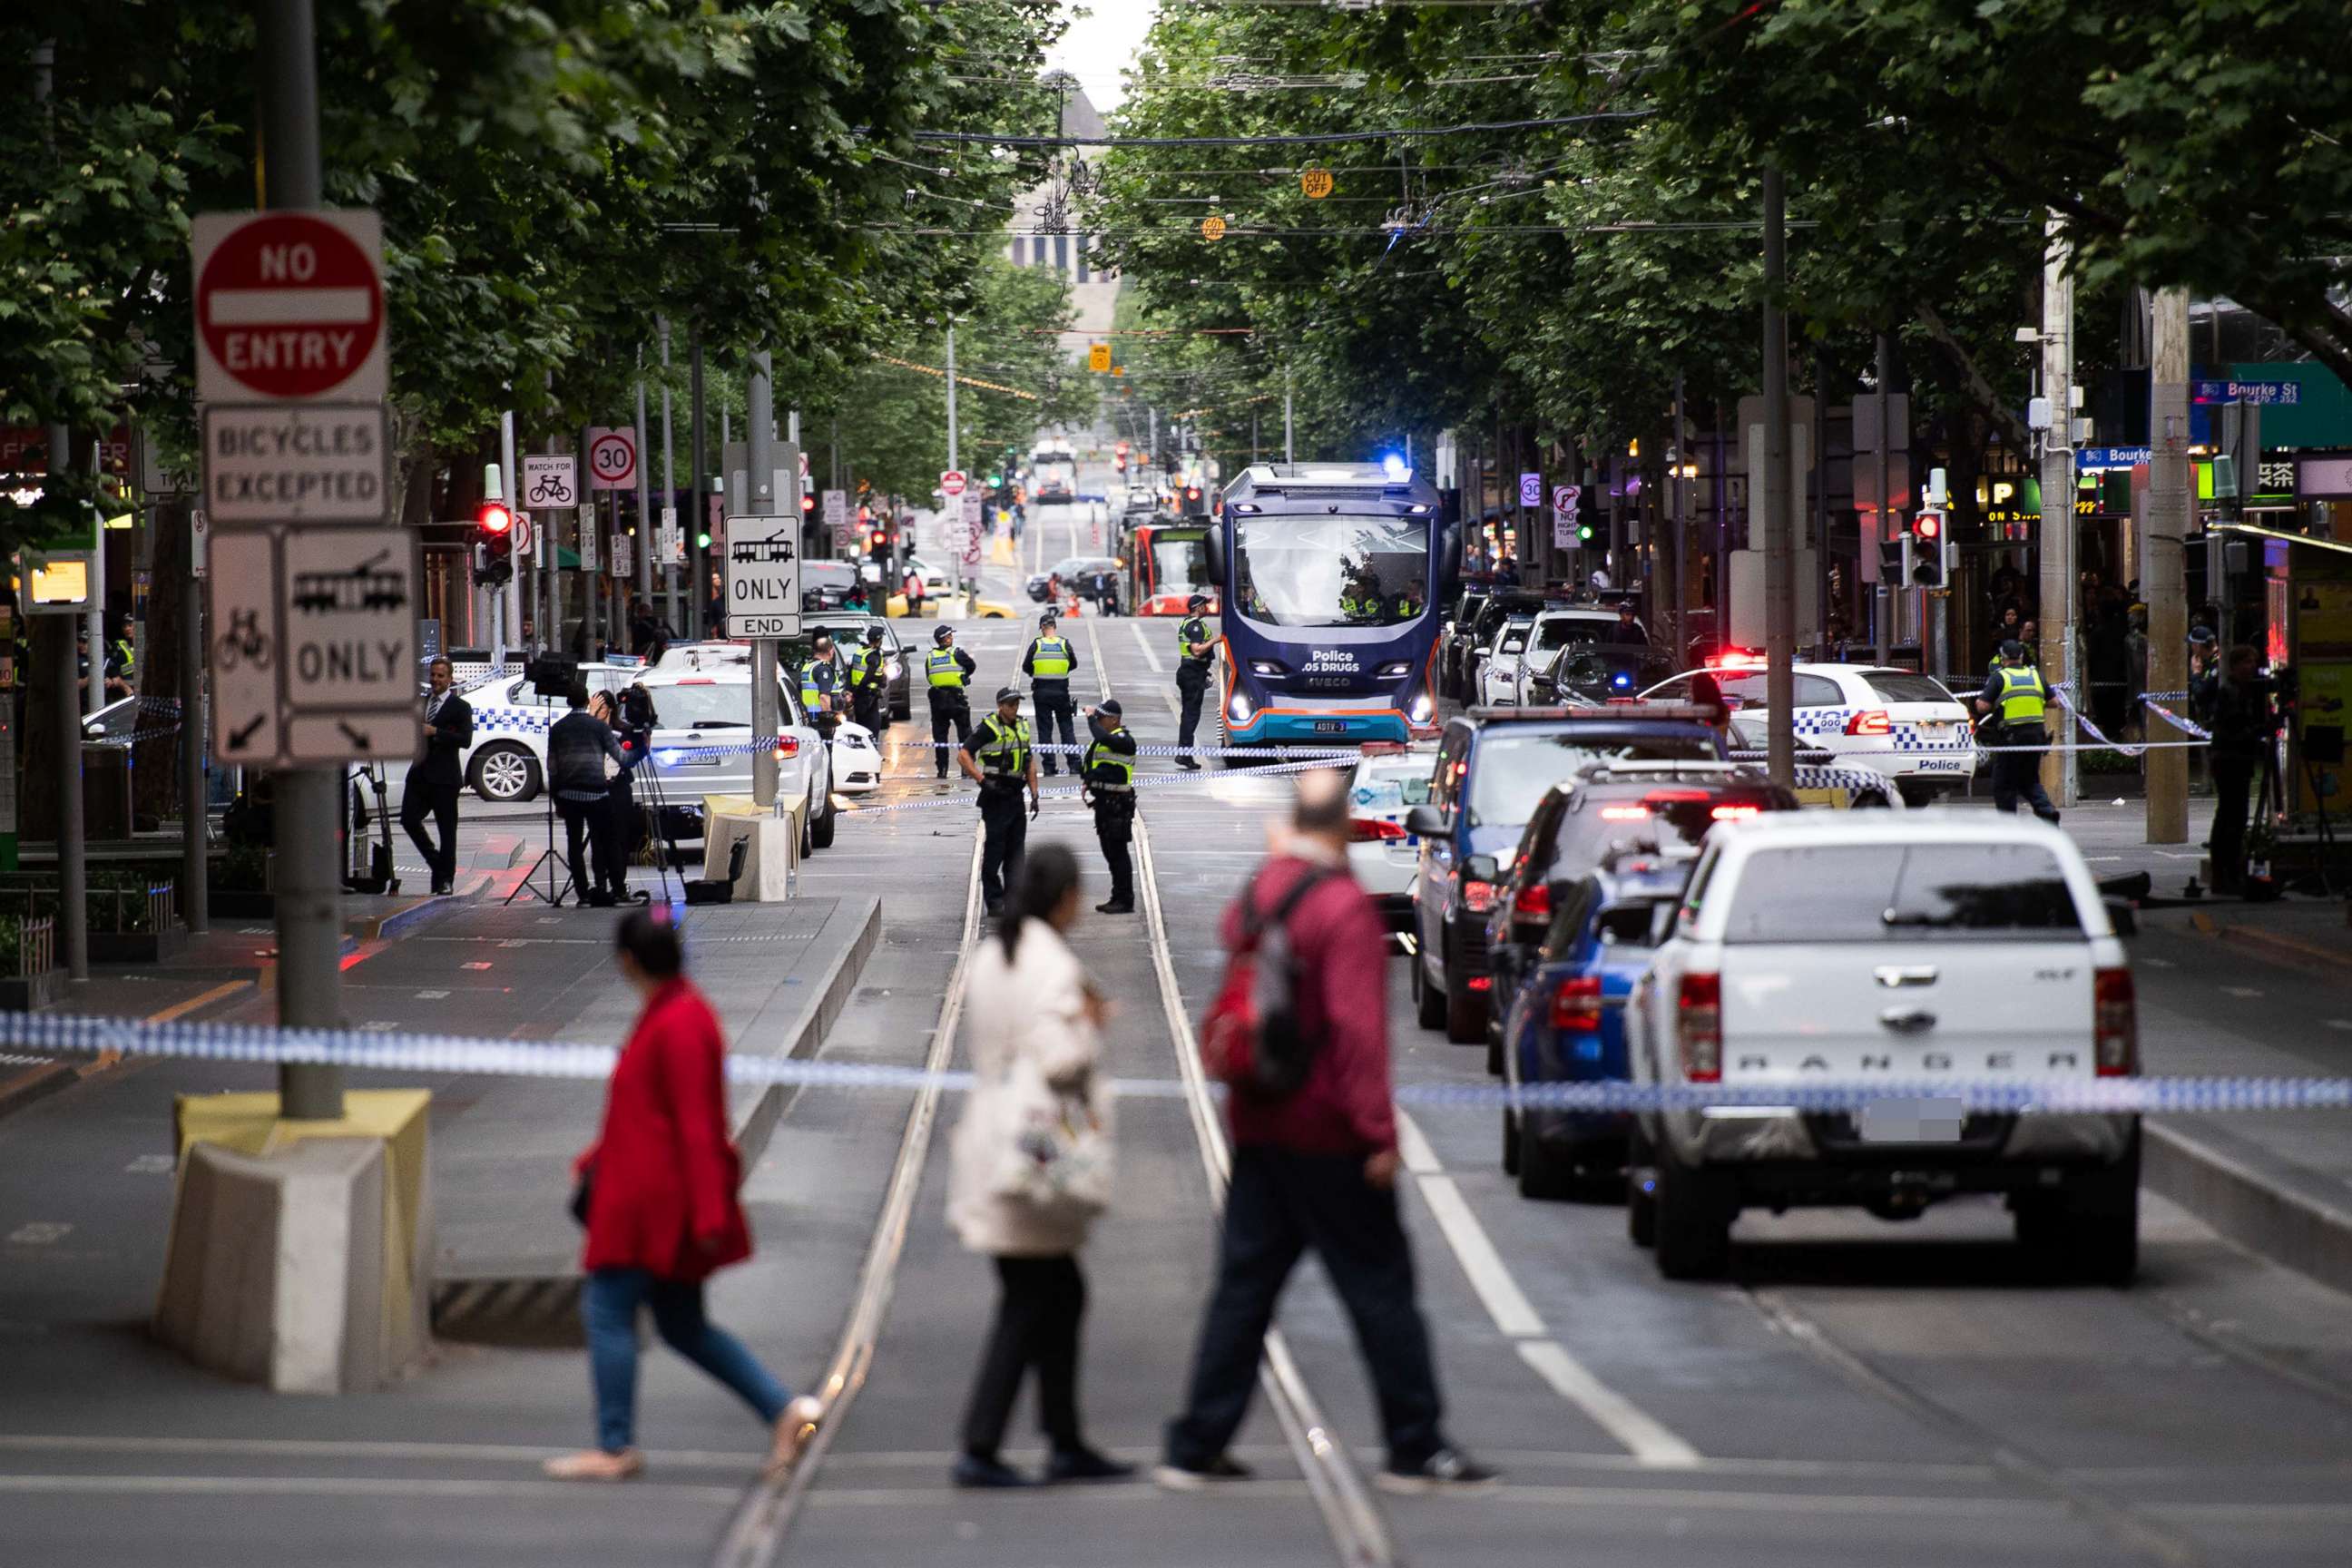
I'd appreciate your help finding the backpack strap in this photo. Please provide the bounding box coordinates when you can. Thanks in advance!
[1240,864,1335,946]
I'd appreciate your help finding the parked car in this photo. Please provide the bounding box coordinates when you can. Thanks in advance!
[397,662,644,806]
[1622,814,2140,1280]
[1025,555,1122,603]
[1405,704,1732,1044]
[1638,662,1976,806]
[1343,741,1439,929]
[827,721,882,794]
[799,612,910,721]
[635,666,836,854]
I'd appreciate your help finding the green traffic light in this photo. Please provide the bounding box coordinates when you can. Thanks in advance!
[985,474,1003,487]
[1577,524,1593,541]
[697,532,711,549]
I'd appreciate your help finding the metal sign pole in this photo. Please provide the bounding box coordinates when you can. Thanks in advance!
[748,352,779,808]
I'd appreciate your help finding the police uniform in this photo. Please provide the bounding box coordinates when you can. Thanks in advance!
[1976,658,2061,824]
[1023,621,1078,775]
[1174,598,1214,769]
[848,634,887,731]
[962,691,1035,913]
[1083,701,1139,913]
[799,652,842,741]
[925,634,977,779]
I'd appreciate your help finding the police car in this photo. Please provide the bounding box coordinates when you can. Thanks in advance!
[1343,741,1440,928]
[1638,660,1976,806]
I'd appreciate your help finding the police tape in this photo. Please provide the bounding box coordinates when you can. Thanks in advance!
[836,752,1358,816]
[3,1007,2346,1116]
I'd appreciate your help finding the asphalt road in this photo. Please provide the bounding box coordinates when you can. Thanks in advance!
[4,503,2349,1567]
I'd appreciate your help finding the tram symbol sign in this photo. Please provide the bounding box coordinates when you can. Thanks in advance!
[191,211,387,405]
[723,515,802,640]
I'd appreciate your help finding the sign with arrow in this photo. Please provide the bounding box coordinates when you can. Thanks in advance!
[209,531,282,765]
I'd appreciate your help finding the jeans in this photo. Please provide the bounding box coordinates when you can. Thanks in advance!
[583,1269,790,1453]
[961,1255,1087,1458]
[400,779,459,887]
[1034,688,1076,775]
[1166,1147,1444,1469]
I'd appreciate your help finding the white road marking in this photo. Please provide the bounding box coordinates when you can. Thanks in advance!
[2328,1019,2352,1032]
[122,1154,175,1175]
[1131,619,1166,673]
[5,1222,71,1245]
[415,989,451,999]
[2221,986,2264,998]
[2138,957,2173,969]
[1394,1115,1701,1468]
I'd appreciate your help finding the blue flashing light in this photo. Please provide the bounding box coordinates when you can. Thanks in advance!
[1379,454,1410,481]
[1612,672,1632,689]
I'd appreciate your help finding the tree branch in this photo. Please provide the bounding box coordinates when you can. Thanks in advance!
[1913,299,2030,452]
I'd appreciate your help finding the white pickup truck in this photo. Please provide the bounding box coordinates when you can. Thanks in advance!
[1622,815,2140,1282]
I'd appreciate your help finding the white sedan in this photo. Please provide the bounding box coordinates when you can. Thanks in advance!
[1500,608,1622,705]
[1471,612,1542,707]
[828,721,883,795]
[1639,661,1977,805]
[1345,742,1440,928]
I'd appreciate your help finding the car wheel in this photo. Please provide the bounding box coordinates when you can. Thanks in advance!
[469,743,540,803]
[1653,1142,1732,1280]
[1897,780,1934,808]
[808,793,836,850]
[1501,1104,1520,1177]
[799,811,813,859]
[1515,1117,1576,1202]
[1625,1123,1658,1248]
[1485,1019,1504,1077]
[892,698,910,721]
[2019,1135,2139,1285]
[1413,945,1446,1031]
[1443,935,1485,1044]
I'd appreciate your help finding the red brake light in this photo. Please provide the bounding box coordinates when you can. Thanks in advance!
[1551,975,1603,1032]
[1599,805,1651,821]
[1466,975,1493,992]
[1348,818,1406,842]
[1710,804,1762,821]
[1514,881,1551,920]
[2094,968,2137,1076]
[1642,789,1710,803]
[1676,972,1722,1082]
[1844,710,1892,736]
[773,736,800,760]
[1461,879,1498,915]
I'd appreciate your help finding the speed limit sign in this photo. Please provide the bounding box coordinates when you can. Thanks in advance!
[584,426,637,490]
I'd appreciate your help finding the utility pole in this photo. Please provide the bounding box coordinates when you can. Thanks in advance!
[747,352,779,808]
[2146,287,2192,844]
[659,318,677,632]
[180,509,206,936]
[257,0,341,1118]
[1284,367,1295,463]
[634,349,652,609]
[498,408,516,669]
[1761,166,1795,789]
[2037,217,2080,809]
[579,420,598,658]
[688,331,707,638]
[33,44,86,975]
[1874,334,1893,665]
[945,321,961,596]
[1673,372,1689,667]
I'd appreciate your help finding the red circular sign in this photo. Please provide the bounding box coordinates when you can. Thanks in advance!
[588,430,636,487]
[198,214,383,399]
[940,470,967,497]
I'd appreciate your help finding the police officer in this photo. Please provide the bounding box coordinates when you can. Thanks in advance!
[1174,593,1215,770]
[1024,609,1079,775]
[926,624,976,779]
[959,686,1041,916]
[848,623,888,732]
[104,613,137,700]
[1081,698,1139,915]
[799,631,844,742]
[1974,639,2061,825]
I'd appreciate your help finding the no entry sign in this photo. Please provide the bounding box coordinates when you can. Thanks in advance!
[940,469,967,498]
[191,211,387,405]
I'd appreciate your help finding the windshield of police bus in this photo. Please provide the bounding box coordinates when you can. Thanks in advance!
[1235,516,1430,628]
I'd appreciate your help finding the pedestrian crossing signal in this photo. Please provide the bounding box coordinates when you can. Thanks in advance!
[473,500,514,586]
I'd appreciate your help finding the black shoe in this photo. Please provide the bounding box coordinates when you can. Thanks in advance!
[985,900,1004,919]
[431,880,452,897]
[1045,1446,1136,1484]
[1176,758,1201,772]
[1153,1454,1251,1491]
[952,1454,1034,1490]
[1376,1447,1499,1495]
[1095,899,1134,915]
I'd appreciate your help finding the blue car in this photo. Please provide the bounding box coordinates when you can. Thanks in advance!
[1495,859,1694,1201]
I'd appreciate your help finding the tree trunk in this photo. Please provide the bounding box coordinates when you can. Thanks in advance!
[133,500,190,828]
[21,617,67,844]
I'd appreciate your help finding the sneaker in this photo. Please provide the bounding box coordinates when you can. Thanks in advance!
[1095,899,1135,916]
[765,1395,827,1475]
[1153,1454,1252,1491]
[1377,1447,1499,1495]
[1045,1446,1136,1484]
[952,1453,1034,1489]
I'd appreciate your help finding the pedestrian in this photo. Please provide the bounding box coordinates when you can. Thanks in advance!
[1081,700,1136,914]
[545,908,826,1483]
[626,594,670,662]
[844,580,871,615]
[103,612,138,699]
[706,571,724,638]
[1024,611,1078,777]
[593,691,648,903]
[959,686,1041,916]
[550,679,638,906]
[1602,600,1647,647]
[1973,639,2061,826]
[1173,593,1215,771]
[1160,773,1494,1495]
[799,632,844,743]
[403,656,473,897]
[2206,644,2272,895]
[926,624,976,780]
[946,844,1131,1490]
[849,623,888,732]
[903,564,926,619]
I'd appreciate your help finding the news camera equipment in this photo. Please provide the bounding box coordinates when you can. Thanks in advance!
[504,681,573,908]
[613,683,681,906]
[527,653,579,700]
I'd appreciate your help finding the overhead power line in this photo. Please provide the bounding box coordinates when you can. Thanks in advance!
[906,110,1656,149]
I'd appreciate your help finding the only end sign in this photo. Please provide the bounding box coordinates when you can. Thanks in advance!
[192,211,387,405]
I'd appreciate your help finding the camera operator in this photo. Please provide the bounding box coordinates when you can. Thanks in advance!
[2207,645,2276,896]
[605,683,659,899]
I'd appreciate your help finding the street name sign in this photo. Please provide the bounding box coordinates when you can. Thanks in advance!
[201,403,390,523]
[723,515,802,639]
[191,211,387,405]
[2194,379,2299,407]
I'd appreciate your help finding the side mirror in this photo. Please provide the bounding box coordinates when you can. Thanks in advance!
[1464,854,1500,884]
[2104,898,2138,938]
[1202,524,1226,582]
[1404,804,1451,838]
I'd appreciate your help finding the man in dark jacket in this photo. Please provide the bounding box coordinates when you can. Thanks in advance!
[548,680,636,905]
[403,657,473,895]
[1080,699,1137,913]
[2207,645,2273,894]
[1160,773,1494,1496]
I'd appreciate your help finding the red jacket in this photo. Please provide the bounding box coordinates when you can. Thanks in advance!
[577,977,751,1279]
[1219,853,1398,1157]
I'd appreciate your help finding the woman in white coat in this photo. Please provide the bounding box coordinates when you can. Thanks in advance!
[946,843,1132,1489]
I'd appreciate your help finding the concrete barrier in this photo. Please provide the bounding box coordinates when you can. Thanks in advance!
[154,1138,395,1393]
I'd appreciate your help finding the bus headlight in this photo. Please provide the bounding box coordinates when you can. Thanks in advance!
[1230,692,1253,722]
[1376,661,1414,680]
[1407,691,1434,723]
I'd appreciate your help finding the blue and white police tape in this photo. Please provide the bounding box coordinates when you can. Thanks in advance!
[4,1007,2347,1116]
[835,751,1358,816]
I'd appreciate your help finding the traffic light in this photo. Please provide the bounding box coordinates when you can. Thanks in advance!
[1576,522,1594,544]
[1909,512,1948,588]
[473,499,514,586]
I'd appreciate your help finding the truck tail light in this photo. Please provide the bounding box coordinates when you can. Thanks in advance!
[1461,878,1498,915]
[1551,975,1602,1032]
[2094,967,2137,1076]
[1514,881,1550,921]
[1677,972,1722,1082]
[1844,710,1892,737]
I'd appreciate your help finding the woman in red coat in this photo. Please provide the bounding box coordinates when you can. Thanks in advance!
[545,910,824,1482]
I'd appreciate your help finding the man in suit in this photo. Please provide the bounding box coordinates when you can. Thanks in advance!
[403,657,473,896]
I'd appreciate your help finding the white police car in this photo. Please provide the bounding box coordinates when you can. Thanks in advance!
[1344,741,1439,927]
[1639,660,1976,806]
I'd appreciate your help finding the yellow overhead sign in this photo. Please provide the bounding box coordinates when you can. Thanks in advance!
[1088,343,1112,373]
[1300,168,1334,200]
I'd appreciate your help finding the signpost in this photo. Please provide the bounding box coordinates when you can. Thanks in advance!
[276,527,418,761]
[201,403,390,523]
[191,211,387,404]
[584,426,637,489]
[723,519,801,640]
[940,468,967,499]
[522,454,577,510]
[1551,485,1582,550]
[1519,472,1543,508]
[961,495,984,567]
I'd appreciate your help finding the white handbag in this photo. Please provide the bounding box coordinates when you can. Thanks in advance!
[984,1055,1113,1217]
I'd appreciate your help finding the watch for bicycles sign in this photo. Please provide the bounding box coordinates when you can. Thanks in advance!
[522,455,578,510]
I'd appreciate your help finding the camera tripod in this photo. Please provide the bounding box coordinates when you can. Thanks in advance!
[622,712,682,905]
[505,692,574,907]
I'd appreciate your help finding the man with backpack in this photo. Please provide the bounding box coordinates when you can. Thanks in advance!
[1159,772,1494,1496]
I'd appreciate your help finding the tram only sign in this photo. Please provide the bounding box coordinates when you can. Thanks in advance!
[723,515,802,639]
[191,211,387,405]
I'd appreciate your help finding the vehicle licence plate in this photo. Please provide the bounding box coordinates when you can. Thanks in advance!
[1857,1097,1965,1143]
[1314,720,1348,734]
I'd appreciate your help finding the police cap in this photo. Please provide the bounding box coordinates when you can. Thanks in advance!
[933,624,954,645]
[2000,638,2028,660]
[1097,698,1122,719]
[995,685,1022,706]
[1187,593,1210,612]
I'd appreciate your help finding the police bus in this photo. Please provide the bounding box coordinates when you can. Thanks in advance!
[1028,442,1077,504]
[1204,461,1449,750]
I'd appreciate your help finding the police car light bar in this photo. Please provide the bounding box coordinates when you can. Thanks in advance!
[1469,702,1729,725]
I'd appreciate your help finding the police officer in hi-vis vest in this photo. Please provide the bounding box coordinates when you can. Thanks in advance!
[848,623,888,732]
[925,624,977,779]
[799,631,844,743]
[1082,699,1139,914]
[1973,639,2061,825]
[958,686,1041,916]
[1022,609,1079,775]
[1174,593,1215,770]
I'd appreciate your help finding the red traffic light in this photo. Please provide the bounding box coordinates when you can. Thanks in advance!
[801,493,816,513]
[1185,486,1201,500]
[477,501,514,534]
[1114,441,1131,455]
[1913,514,1942,541]
[870,529,886,546]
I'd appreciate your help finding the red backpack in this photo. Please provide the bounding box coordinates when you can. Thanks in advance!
[1200,866,1333,1100]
